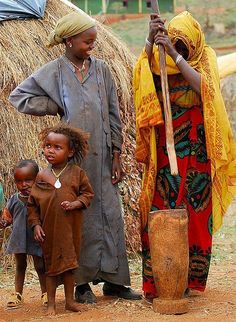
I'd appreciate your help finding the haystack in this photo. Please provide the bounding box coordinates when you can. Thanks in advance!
[0,0,141,255]
[220,74,236,137]
[218,53,236,136]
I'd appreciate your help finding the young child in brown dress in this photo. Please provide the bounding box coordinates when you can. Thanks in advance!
[27,124,94,315]
[0,160,47,308]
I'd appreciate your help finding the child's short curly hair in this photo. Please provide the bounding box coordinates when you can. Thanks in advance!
[39,124,89,165]
[14,159,39,176]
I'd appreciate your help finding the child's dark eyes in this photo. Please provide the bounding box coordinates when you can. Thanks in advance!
[45,144,62,150]
[25,179,34,183]
[15,179,33,184]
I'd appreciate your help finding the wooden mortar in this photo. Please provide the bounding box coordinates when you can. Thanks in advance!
[148,209,189,314]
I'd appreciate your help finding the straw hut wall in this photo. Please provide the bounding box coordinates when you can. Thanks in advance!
[218,53,236,136]
[0,0,141,259]
[220,74,236,137]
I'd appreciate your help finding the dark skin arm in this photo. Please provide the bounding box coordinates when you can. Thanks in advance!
[0,208,12,229]
[61,200,83,211]
[61,168,94,211]
[0,218,7,229]
[145,14,164,65]
[111,151,122,184]
[34,224,45,242]
[146,14,201,94]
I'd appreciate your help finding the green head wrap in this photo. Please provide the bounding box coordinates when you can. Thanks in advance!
[48,12,96,48]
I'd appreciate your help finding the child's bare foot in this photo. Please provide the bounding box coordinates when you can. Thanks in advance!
[46,304,56,316]
[65,301,86,312]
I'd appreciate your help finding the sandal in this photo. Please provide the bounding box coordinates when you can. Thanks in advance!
[41,292,48,306]
[7,292,23,308]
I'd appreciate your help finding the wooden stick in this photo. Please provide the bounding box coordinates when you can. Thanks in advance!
[151,0,178,176]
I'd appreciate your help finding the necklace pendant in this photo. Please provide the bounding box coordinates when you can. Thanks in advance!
[54,178,61,189]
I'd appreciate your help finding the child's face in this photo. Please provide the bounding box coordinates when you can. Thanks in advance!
[68,27,97,60]
[14,165,37,196]
[44,132,74,167]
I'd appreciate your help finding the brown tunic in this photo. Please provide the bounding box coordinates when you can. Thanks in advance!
[28,164,94,276]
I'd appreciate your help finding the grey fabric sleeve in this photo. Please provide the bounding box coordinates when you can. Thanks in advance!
[103,63,123,150]
[8,75,59,116]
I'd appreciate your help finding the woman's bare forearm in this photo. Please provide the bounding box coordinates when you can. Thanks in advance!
[172,52,201,94]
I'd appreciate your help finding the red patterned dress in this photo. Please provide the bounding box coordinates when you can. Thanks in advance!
[141,73,212,298]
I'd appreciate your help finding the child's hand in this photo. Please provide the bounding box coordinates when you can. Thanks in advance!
[0,218,7,229]
[34,225,45,242]
[61,200,83,211]
[0,208,12,229]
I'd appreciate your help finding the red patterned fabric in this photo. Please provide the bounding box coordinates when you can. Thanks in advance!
[142,74,212,297]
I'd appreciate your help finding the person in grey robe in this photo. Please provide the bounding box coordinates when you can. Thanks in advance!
[8,11,141,303]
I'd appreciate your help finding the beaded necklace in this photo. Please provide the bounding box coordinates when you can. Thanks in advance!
[69,59,86,79]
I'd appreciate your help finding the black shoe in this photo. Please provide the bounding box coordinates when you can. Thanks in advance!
[103,282,142,300]
[75,283,97,304]
[184,288,190,298]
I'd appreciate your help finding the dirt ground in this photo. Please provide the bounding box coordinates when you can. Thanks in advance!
[0,204,235,322]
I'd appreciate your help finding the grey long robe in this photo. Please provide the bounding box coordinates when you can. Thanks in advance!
[9,55,130,286]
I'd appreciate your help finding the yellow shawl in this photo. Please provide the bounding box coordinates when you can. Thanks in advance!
[133,11,236,233]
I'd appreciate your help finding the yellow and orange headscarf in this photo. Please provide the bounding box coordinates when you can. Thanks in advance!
[133,11,236,233]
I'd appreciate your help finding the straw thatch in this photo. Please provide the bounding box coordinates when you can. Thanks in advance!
[220,73,236,137]
[217,52,236,135]
[0,0,142,258]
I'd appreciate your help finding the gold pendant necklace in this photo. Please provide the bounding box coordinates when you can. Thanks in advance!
[51,163,68,189]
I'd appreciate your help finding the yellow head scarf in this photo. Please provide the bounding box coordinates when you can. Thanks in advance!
[47,12,96,48]
[133,11,236,233]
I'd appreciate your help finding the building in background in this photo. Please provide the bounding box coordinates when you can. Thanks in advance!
[71,0,175,15]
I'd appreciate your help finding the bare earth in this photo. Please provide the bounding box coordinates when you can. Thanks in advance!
[0,204,235,322]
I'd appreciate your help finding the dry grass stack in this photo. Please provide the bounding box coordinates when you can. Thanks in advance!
[217,53,236,136]
[220,74,236,137]
[0,0,141,263]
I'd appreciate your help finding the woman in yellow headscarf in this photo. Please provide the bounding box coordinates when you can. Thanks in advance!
[133,11,236,300]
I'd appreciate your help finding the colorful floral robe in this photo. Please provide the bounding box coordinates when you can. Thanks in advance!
[142,73,212,297]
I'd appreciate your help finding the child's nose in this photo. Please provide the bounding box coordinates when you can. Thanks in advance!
[22,181,29,187]
[48,147,54,154]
